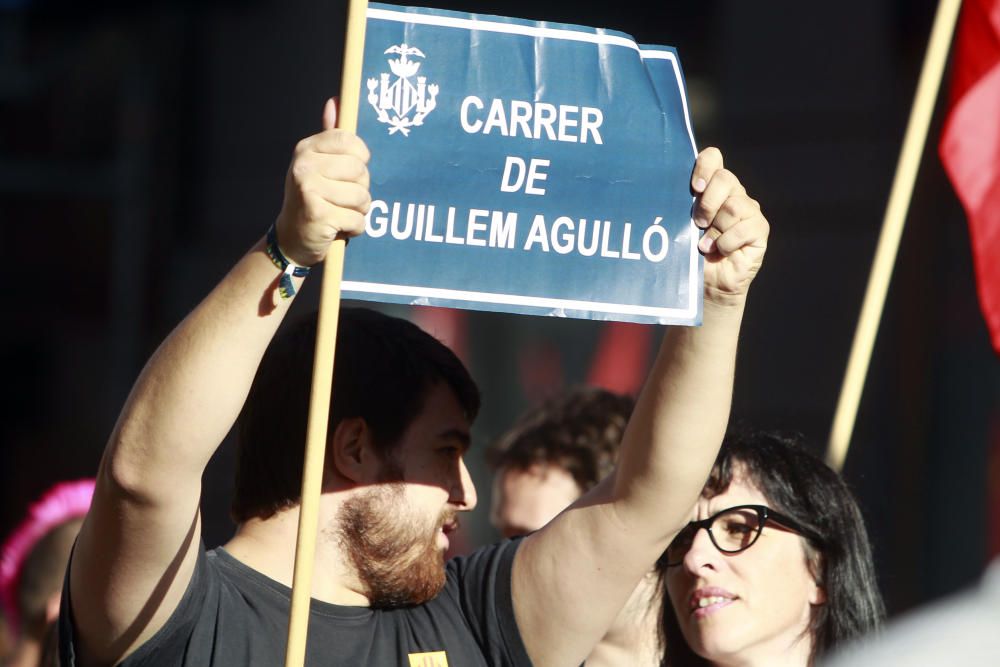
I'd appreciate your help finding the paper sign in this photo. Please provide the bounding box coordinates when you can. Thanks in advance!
[343,3,701,324]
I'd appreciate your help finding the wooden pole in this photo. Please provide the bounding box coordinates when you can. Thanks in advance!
[826,0,962,471]
[284,1,369,665]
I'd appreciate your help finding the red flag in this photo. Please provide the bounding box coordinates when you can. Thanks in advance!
[586,321,653,396]
[939,0,1000,354]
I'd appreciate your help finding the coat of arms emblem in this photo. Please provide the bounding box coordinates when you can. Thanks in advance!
[367,44,439,136]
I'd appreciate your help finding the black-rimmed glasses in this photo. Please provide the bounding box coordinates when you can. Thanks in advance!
[662,504,822,567]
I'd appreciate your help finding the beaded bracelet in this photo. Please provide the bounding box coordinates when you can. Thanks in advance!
[265,223,311,299]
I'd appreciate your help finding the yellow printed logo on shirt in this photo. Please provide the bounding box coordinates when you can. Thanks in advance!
[407,651,449,667]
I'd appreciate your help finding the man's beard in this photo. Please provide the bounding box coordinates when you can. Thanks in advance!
[337,483,455,609]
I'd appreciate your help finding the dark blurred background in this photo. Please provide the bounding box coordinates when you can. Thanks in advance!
[1,0,997,618]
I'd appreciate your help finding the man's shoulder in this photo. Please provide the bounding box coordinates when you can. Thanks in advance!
[107,547,310,666]
[432,539,530,665]
[61,544,235,667]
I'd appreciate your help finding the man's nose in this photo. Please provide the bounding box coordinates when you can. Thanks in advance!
[453,457,478,511]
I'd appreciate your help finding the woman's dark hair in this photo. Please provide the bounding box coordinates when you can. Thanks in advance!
[656,430,884,666]
[231,307,480,522]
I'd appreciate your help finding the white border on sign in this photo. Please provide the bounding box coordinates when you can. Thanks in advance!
[350,7,700,320]
[341,281,687,318]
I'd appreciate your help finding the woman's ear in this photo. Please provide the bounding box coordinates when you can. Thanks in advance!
[329,417,380,484]
[806,550,827,605]
[809,581,827,606]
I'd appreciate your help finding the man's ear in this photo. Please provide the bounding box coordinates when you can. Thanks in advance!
[329,417,380,484]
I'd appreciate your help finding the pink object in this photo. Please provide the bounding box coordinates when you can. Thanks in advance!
[0,479,95,634]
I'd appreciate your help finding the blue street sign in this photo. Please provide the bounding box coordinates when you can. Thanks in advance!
[343,3,701,324]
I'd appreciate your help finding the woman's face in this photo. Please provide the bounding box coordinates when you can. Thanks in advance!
[665,474,825,666]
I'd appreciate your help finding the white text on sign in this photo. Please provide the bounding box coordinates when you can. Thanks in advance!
[460,97,604,144]
[500,157,550,195]
[365,200,670,263]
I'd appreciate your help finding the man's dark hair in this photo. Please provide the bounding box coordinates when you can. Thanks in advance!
[486,387,634,492]
[656,429,885,666]
[232,307,480,522]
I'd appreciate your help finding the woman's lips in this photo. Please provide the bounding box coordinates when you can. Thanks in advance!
[689,587,737,618]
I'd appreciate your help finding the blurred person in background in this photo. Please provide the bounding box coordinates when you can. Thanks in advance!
[488,387,660,666]
[0,613,11,662]
[488,386,633,539]
[656,431,884,667]
[0,480,95,667]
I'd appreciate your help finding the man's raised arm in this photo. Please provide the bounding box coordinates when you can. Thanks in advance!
[512,147,769,666]
[68,101,371,665]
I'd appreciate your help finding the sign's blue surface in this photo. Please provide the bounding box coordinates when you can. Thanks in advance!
[343,3,701,324]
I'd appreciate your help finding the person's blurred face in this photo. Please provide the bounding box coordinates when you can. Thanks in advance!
[490,463,582,538]
[339,382,477,608]
[664,475,824,666]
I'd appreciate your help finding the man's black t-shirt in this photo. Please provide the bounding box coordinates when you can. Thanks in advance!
[59,539,531,666]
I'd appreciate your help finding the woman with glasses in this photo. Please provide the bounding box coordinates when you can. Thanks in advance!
[655,431,884,666]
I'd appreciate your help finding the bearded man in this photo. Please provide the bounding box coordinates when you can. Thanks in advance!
[60,99,769,666]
